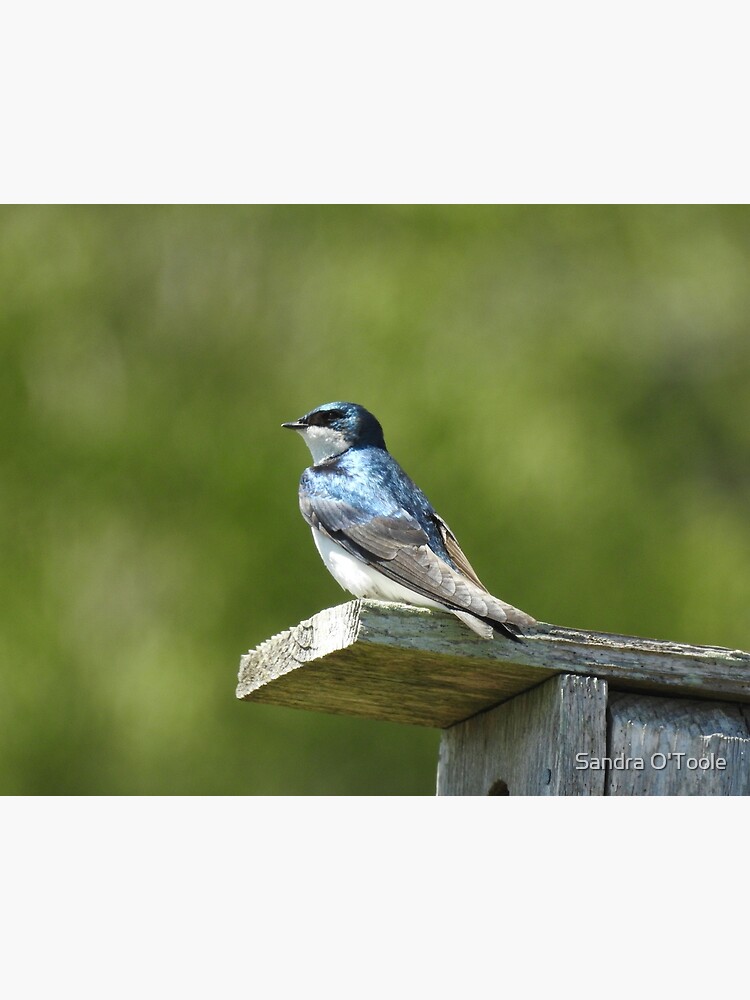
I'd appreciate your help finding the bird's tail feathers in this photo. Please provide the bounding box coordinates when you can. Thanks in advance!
[452,609,527,643]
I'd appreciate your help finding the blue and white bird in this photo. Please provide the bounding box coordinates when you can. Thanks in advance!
[282,401,535,641]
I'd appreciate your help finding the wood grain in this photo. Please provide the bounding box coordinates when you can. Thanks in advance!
[237,599,750,728]
[437,674,608,795]
[606,692,750,795]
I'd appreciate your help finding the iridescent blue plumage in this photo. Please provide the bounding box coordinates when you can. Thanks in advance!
[282,401,534,640]
[300,447,452,563]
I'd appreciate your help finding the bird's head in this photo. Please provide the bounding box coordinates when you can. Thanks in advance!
[282,401,386,463]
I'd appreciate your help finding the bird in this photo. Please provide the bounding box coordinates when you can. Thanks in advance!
[282,401,535,642]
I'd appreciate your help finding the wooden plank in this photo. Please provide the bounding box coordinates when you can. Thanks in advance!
[237,600,750,729]
[605,692,750,795]
[437,674,608,795]
[238,601,556,727]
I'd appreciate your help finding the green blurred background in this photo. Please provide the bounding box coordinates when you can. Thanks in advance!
[1,205,749,795]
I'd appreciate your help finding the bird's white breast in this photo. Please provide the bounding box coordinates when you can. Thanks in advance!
[310,527,444,611]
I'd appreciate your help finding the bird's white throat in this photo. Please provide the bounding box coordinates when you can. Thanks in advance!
[297,425,350,464]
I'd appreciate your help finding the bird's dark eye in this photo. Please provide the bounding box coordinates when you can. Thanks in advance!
[307,408,344,426]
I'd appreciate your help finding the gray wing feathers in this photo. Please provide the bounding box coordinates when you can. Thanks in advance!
[431,513,486,589]
[302,493,534,629]
[383,534,534,628]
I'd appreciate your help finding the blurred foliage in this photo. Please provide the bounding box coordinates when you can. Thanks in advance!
[1,205,749,795]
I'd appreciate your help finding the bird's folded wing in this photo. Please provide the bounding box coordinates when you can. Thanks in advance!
[428,512,485,588]
[300,494,533,627]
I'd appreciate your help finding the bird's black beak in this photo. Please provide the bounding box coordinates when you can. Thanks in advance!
[281,419,306,430]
